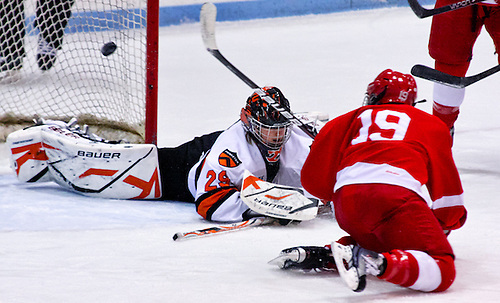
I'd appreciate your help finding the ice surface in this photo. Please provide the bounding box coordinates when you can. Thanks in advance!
[2,7,500,302]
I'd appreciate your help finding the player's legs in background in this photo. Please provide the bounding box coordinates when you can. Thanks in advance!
[35,0,75,70]
[0,0,25,72]
[483,5,500,65]
[428,2,483,132]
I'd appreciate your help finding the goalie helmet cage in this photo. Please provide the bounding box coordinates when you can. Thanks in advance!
[0,0,159,144]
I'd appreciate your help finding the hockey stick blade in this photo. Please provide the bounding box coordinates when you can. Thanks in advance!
[173,217,275,241]
[200,2,218,51]
[201,2,258,88]
[411,64,500,88]
[407,0,486,19]
[199,3,316,138]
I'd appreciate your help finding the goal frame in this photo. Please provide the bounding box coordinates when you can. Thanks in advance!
[0,0,159,145]
[145,0,159,145]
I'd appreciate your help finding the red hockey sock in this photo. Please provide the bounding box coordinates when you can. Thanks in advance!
[378,250,419,288]
[435,61,469,77]
[432,255,456,292]
[378,250,455,292]
[432,102,460,130]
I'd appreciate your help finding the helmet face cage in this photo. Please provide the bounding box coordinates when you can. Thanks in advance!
[247,116,292,149]
[241,86,292,149]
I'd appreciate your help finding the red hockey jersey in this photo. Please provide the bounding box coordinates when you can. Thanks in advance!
[301,104,466,231]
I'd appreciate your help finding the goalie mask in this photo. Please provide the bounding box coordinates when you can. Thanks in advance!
[241,86,292,150]
[364,69,417,106]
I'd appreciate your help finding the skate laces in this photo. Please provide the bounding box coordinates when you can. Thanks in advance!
[359,248,385,276]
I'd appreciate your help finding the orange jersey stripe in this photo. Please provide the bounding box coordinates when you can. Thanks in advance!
[196,187,236,219]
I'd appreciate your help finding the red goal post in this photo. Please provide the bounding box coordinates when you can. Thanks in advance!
[0,0,159,144]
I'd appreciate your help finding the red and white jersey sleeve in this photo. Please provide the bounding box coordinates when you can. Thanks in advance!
[188,121,313,222]
[301,104,466,231]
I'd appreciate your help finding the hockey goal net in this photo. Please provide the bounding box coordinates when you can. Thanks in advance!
[0,0,158,143]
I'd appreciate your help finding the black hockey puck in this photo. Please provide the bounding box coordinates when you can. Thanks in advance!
[101,42,117,56]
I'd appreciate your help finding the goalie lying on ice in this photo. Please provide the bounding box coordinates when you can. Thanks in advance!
[7,87,327,223]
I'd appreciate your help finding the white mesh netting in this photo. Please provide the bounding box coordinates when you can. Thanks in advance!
[0,0,151,142]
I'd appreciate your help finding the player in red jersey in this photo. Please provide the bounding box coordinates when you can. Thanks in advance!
[428,0,500,132]
[270,69,467,293]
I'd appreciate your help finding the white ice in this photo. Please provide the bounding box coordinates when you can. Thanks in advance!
[2,6,500,302]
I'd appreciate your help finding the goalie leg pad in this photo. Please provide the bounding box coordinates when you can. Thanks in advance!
[41,125,162,199]
[7,125,54,183]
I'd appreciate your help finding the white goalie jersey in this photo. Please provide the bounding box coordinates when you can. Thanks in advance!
[186,120,316,222]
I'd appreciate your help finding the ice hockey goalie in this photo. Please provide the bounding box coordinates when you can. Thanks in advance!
[6,87,328,223]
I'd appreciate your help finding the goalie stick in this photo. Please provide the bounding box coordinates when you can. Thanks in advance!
[173,170,319,241]
[200,2,316,139]
[407,0,486,19]
[172,217,275,241]
[411,64,500,88]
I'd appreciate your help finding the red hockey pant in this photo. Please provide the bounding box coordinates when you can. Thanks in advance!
[333,184,455,291]
[429,1,500,74]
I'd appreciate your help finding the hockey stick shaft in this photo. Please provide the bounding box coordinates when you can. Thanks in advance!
[200,2,316,139]
[208,48,260,89]
[411,64,500,88]
[407,0,486,18]
[172,217,275,241]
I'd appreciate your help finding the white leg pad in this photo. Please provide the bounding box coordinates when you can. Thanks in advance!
[7,125,54,183]
[41,125,162,199]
